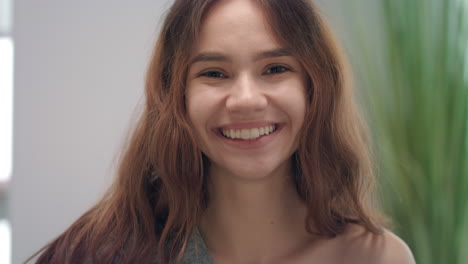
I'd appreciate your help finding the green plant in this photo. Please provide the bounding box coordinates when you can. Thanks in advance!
[345,0,468,263]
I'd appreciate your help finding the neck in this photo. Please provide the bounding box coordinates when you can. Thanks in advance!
[199,163,312,263]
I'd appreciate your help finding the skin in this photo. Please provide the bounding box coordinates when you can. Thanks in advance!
[185,0,416,263]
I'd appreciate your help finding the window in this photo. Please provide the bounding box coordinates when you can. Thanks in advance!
[0,37,13,184]
[0,0,13,263]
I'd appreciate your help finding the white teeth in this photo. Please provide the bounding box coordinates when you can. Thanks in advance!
[221,125,277,140]
[241,129,249,139]
[251,128,260,138]
[259,127,265,136]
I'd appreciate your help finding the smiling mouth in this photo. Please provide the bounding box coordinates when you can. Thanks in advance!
[219,124,278,140]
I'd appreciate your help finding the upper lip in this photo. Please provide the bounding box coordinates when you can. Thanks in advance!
[216,121,278,130]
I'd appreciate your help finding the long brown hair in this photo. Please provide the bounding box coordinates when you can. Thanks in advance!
[30,0,384,263]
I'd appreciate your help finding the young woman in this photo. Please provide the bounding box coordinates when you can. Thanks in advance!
[31,0,415,263]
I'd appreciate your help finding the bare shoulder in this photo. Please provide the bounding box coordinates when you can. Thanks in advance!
[379,229,416,264]
[336,224,416,264]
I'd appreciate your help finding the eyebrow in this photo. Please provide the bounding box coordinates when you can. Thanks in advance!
[254,48,292,60]
[189,48,292,65]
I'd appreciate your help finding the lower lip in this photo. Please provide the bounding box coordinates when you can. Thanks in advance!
[214,125,283,149]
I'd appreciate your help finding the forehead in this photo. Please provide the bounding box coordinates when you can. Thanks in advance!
[194,0,282,54]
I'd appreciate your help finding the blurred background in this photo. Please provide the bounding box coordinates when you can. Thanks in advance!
[0,0,466,263]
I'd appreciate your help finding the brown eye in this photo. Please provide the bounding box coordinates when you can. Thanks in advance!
[265,65,288,74]
[200,71,227,78]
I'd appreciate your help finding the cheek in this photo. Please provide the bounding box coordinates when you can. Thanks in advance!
[292,100,307,135]
[186,91,205,132]
[186,83,225,123]
[185,86,218,149]
[186,97,210,154]
[298,95,307,121]
[285,80,307,124]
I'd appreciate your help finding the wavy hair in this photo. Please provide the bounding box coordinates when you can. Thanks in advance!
[30,0,384,263]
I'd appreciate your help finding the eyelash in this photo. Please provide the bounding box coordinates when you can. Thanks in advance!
[265,65,289,74]
[200,71,227,79]
[199,65,290,79]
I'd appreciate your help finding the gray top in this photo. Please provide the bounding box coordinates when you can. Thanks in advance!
[181,229,215,264]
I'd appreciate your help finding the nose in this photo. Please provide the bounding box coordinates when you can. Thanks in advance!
[226,74,267,114]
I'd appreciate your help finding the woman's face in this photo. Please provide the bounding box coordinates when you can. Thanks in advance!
[186,0,307,180]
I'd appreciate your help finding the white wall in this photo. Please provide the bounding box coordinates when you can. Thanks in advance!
[9,0,366,263]
[11,1,171,263]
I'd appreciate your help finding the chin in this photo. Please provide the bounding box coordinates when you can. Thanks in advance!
[231,168,275,181]
[210,158,292,182]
